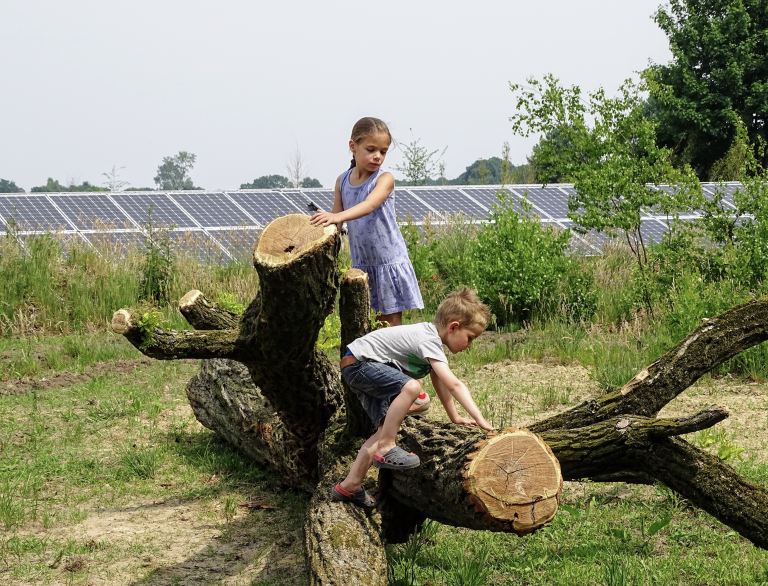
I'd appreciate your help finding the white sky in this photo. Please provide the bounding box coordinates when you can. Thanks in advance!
[0,1,672,191]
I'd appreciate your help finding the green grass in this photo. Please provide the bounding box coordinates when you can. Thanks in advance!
[0,231,259,336]
[0,331,143,379]
[389,483,768,585]
[0,338,309,584]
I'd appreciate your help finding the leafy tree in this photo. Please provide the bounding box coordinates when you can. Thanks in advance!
[510,74,701,313]
[31,178,66,192]
[453,157,496,184]
[645,0,768,178]
[31,178,106,192]
[240,174,322,189]
[240,175,291,189]
[527,129,575,184]
[394,132,447,186]
[139,206,177,304]
[153,151,199,190]
[0,179,23,193]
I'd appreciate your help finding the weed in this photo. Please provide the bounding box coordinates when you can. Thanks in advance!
[119,445,162,480]
[217,292,245,315]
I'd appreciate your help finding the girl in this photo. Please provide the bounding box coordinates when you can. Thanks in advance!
[310,117,423,326]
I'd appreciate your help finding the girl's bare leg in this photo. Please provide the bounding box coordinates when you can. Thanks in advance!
[379,312,402,327]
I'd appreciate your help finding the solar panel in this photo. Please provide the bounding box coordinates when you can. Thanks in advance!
[167,230,230,263]
[415,188,487,218]
[279,190,316,214]
[111,193,198,228]
[20,231,86,254]
[0,194,74,231]
[49,194,135,231]
[460,187,517,213]
[394,189,436,222]
[227,191,304,225]
[555,220,608,253]
[3,183,752,259]
[522,186,571,219]
[170,192,255,228]
[638,220,669,245]
[84,231,147,256]
[207,227,260,262]
[301,189,336,213]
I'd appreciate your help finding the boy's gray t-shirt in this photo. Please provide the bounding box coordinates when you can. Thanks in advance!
[347,322,448,379]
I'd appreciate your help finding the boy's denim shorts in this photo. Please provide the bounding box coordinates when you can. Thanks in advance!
[340,360,413,427]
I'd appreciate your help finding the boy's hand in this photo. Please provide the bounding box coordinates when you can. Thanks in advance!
[477,419,495,432]
[452,416,478,426]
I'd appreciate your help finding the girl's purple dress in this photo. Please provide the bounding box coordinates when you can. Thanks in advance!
[340,167,424,314]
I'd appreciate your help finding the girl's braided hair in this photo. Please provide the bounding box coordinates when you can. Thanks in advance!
[349,117,392,169]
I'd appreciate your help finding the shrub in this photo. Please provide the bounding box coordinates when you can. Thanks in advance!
[469,192,585,324]
[139,207,177,305]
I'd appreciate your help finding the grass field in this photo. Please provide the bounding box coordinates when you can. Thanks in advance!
[1,327,767,585]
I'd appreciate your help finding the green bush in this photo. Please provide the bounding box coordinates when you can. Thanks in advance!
[139,207,177,304]
[469,192,591,324]
[401,214,436,282]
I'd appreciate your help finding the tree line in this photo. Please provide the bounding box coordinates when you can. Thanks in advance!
[0,150,324,194]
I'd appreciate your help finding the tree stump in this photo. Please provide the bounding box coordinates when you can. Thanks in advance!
[112,213,768,584]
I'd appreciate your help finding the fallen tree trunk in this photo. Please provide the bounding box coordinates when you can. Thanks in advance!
[111,213,768,585]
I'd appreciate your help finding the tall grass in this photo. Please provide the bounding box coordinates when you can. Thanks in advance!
[0,230,260,335]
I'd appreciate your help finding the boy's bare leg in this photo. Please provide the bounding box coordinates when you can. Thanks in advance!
[379,312,402,327]
[376,379,421,455]
[340,426,382,492]
[339,380,421,491]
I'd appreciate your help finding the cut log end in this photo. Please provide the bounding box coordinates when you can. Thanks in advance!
[179,290,203,311]
[342,268,368,283]
[253,214,336,267]
[110,309,132,334]
[463,428,562,536]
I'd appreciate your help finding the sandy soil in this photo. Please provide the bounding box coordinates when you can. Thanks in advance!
[1,358,154,397]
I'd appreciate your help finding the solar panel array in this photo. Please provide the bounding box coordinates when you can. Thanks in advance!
[0,183,748,261]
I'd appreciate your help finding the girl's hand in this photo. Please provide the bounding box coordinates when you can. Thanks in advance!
[310,210,341,227]
[452,416,478,426]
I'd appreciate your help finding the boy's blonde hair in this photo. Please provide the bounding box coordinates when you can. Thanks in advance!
[434,287,490,330]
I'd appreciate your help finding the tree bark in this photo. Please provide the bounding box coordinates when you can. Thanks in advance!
[110,214,768,586]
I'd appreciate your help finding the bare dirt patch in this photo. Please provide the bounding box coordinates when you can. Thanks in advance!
[1,358,153,397]
[17,496,305,585]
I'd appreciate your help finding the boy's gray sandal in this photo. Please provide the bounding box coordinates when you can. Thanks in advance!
[373,446,420,469]
[331,482,375,509]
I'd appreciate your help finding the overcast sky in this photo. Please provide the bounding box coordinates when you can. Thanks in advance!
[1,1,673,192]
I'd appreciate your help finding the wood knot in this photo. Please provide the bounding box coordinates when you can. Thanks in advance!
[615,418,632,434]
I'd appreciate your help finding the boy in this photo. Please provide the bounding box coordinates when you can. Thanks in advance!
[332,287,494,508]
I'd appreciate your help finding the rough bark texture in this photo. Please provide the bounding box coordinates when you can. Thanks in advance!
[185,359,311,490]
[392,421,562,534]
[238,216,344,467]
[305,415,389,586]
[179,289,241,330]
[110,213,768,585]
[111,309,243,360]
[531,298,768,434]
[176,289,310,488]
[339,269,375,439]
